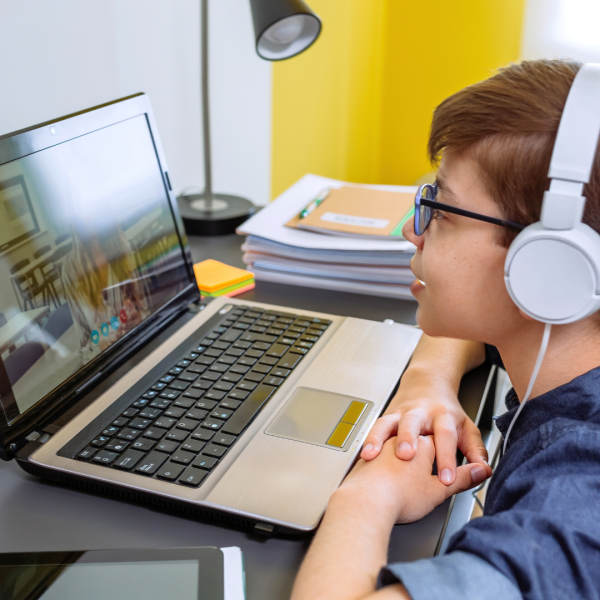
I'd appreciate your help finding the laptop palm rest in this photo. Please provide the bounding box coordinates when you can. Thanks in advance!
[265,387,373,452]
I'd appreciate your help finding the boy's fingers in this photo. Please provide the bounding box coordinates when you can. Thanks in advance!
[361,414,400,460]
[445,463,490,497]
[395,411,426,460]
[432,414,459,486]
[460,422,490,467]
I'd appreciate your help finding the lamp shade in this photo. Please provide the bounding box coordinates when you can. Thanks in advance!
[249,0,321,61]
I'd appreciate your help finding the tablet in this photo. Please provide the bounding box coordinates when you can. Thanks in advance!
[0,547,244,600]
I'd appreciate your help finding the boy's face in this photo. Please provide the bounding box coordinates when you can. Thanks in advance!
[403,151,523,343]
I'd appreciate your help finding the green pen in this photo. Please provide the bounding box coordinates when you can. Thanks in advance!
[299,188,331,219]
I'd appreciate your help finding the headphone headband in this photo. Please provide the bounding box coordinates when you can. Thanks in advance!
[549,63,600,184]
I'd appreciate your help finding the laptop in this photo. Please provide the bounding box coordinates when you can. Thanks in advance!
[0,94,421,534]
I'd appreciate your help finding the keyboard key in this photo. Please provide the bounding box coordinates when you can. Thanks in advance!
[271,367,291,378]
[227,390,249,401]
[195,399,217,410]
[249,326,266,333]
[201,371,221,381]
[233,340,252,349]
[185,352,200,361]
[202,443,226,458]
[192,455,218,470]
[222,384,276,435]
[296,341,314,349]
[259,356,279,366]
[213,433,236,447]
[152,382,167,391]
[116,428,140,441]
[306,328,324,336]
[240,332,277,344]
[175,419,197,432]
[171,450,195,465]
[105,440,129,452]
[225,347,244,357]
[217,355,237,365]
[237,381,257,391]
[232,323,249,330]
[139,408,161,419]
[122,408,139,418]
[133,398,150,408]
[302,335,319,343]
[219,399,241,410]
[200,337,214,346]
[180,439,206,453]
[264,376,284,387]
[209,363,228,373]
[114,449,145,471]
[229,365,249,375]
[77,446,96,460]
[165,429,189,442]
[169,367,183,376]
[197,356,215,366]
[295,320,311,328]
[150,399,171,409]
[261,314,277,321]
[238,317,254,324]
[169,380,190,391]
[182,388,204,399]
[164,406,186,419]
[174,398,195,409]
[160,375,175,383]
[277,352,302,369]
[210,408,232,420]
[245,372,264,383]
[288,326,305,333]
[212,341,230,350]
[102,426,119,436]
[222,373,242,383]
[213,382,234,391]
[191,428,214,442]
[219,329,242,343]
[290,346,308,355]
[266,344,288,358]
[201,419,222,431]
[131,438,156,452]
[143,390,159,399]
[177,360,192,368]
[185,408,208,421]
[160,390,180,400]
[156,439,179,453]
[156,462,185,481]
[204,391,226,401]
[266,328,284,337]
[134,451,167,475]
[129,418,152,430]
[186,365,206,374]
[192,380,213,390]
[194,345,207,353]
[284,332,301,340]
[92,450,118,464]
[155,417,176,429]
[142,428,165,441]
[252,363,271,374]
[179,467,207,487]
[178,372,198,383]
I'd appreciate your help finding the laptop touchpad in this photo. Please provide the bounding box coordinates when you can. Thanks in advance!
[265,387,373,452]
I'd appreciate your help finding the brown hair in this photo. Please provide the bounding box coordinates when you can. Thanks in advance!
[428,59,600,246]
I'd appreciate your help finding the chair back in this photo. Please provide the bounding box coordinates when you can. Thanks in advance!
[42,304,74,342]
[34,245,52,260]
[4,341,45,384]
[10,258,30,274]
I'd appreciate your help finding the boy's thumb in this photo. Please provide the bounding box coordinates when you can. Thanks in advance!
[446,463,489,497]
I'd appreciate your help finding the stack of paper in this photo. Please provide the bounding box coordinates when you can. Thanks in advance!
[237,174,417,300]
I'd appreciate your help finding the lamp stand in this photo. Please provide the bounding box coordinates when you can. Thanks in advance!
[177,0,256,236]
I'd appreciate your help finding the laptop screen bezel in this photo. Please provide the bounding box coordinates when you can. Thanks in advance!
[0,94,199,458]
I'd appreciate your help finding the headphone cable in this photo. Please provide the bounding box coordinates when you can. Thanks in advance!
[503,322,552,455]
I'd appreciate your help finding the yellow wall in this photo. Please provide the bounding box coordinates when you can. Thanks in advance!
[271,0,526,199]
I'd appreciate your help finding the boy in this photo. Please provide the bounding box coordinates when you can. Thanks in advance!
[291,59,600,600]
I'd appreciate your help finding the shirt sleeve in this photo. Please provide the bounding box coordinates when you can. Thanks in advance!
[379,551,522,600]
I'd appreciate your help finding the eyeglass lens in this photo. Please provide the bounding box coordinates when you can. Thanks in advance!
[415,184,436,235]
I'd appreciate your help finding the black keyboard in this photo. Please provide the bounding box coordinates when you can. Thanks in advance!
[75,305,331,488]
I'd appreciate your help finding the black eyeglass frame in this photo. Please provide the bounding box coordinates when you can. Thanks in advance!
[414,183,525,236]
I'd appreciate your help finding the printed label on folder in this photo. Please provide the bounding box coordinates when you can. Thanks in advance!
[319,212,389,229]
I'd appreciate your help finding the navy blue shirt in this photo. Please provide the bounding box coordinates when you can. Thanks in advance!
[446,364,600,599]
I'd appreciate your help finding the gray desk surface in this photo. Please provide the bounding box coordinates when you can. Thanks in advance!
[0,233,483,600]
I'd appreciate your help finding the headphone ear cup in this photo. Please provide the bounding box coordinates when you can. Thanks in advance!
[505,225,600,324]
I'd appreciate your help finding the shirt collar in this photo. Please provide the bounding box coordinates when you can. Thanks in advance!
[495,365,600,446]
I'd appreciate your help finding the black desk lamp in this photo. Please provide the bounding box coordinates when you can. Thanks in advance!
[177,0,322,236]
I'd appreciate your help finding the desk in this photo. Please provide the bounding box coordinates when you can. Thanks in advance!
[0,233,489,599]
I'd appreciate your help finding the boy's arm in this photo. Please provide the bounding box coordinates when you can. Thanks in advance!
[362,335,491,485]
[291,437,487,600]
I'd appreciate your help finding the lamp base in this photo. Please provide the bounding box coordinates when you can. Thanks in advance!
[177,193,256,236]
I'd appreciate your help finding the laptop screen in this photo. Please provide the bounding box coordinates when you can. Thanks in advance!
[0,114,189,424]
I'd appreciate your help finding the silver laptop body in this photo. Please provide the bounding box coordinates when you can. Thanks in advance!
[1,95,420,532]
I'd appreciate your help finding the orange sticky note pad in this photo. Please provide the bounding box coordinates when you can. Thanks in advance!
[193,259,254,293]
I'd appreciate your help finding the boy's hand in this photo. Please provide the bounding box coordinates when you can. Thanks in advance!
[361,383,491,485]
[339,436,489,525]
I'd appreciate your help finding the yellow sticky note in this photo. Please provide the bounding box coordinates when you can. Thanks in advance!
[193,259,254,293]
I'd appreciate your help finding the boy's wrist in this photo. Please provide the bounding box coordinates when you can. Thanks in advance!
[329,485,400,531]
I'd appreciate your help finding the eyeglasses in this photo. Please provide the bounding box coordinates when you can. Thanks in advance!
[414,183,526,236]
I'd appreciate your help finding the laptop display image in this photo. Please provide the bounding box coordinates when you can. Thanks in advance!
[0,95,421,533]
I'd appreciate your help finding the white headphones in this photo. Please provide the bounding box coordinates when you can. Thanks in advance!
[505,63,600,324]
